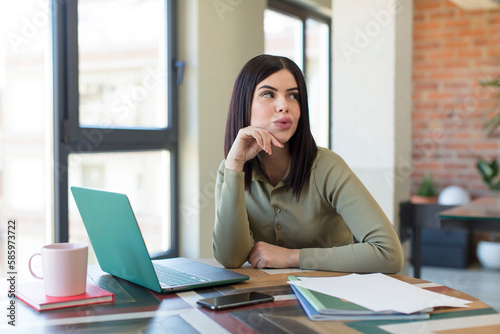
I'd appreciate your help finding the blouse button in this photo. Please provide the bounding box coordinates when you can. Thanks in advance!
[274,207,281,214]
[275,224,281,231]
[277,241,283,246]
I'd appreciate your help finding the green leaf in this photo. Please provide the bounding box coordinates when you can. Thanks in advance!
[477,159,494,180]
[477,158,500,191]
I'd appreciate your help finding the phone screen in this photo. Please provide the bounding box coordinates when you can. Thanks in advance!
[196,292,274,310]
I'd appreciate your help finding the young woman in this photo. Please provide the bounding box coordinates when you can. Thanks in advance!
[213,55,404,273]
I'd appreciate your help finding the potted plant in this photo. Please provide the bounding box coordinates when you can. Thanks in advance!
[411,175,438,204]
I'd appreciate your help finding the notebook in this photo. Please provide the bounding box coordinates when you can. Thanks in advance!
[71,186,249,293]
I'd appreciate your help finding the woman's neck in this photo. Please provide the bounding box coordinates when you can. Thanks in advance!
[256,145,291,187]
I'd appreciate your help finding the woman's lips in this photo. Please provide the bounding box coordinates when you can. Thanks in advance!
[274,117,292,129]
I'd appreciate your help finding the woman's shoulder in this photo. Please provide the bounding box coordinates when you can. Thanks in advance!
[310,148,359,194]
[313,147,348,170]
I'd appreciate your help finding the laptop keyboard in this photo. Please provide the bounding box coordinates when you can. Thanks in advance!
[153,263,210,288]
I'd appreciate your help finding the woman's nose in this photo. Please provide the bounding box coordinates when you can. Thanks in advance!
[276,97,289,112]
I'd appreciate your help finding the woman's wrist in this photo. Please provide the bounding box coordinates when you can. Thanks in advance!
[288,249,301,268]
[225,157,244,172]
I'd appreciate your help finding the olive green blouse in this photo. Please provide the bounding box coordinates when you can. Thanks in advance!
[212,147,404,273]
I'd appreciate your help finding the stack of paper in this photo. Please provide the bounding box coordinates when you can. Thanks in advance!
[288,274,472,321]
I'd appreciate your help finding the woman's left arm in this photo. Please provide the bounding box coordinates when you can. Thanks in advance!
[299,152,404,274]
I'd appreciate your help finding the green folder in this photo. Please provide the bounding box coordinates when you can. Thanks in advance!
[288,276,432,316]
[288,276,375,315]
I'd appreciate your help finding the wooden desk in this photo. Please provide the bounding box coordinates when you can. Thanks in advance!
[3,263,500,333]
[401,198,500,279]
[438,197,500,231]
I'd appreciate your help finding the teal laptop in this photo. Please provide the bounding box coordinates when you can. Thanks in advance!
[71,186,249,293]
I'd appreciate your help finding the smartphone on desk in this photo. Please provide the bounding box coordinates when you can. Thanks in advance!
[197,292,274,310]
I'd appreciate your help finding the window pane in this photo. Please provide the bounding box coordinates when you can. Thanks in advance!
[264,9,304,70]
[68,151,171,264]
[78,0,168,128]
[0,1,52,275]
[306,18,330,148]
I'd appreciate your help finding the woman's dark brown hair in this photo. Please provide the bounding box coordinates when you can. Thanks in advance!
[224,54,317,199]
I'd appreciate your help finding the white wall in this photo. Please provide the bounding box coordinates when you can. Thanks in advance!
[177,0,266,258]
[331,0,412,228]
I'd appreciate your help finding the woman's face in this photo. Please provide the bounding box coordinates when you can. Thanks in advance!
[250,69,301,145]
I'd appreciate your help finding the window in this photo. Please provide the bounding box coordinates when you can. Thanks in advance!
[0,0,179,274]
[264,1,331,148]
[0,1,53,273]
[55,0,179,260]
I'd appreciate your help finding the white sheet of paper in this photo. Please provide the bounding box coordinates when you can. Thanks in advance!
[288,273,472,314]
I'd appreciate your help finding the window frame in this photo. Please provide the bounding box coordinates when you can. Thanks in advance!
[52,0,179,258]
[267,0,332,148]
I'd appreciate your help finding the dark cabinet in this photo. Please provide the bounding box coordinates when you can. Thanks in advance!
[400,202,472,275]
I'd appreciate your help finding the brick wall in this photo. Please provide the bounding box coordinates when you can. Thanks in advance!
[412,0,500,197]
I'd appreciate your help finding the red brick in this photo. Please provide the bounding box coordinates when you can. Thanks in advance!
[488,49,500,57]
[414,162,440,170]
[413,92,424,100]
[413,123,428,131]
[428,50,455,60]
[475,59,500,67]
[456,8,491,17]
[428,31,456,39]
[415,101,440,108]
[414,22,442,30]
[415,2,443,11]
[430,9,456,20]
[455,131,480,139]
[414,13,426,22]
[413,54,427,63]
[443,19,471,28]
[442,162,469,169]
[443,40,469,48]
[429,72,455,80]
[472,142,499,150]
[414,63,440,71]
[415,40,441,50]
[412,114,426,122]
[429,92,455,100]
[442,60,470,69]
[428,113,446,120]
[443,82,469,89]
[415,82,439,90]
[459,29,487,37]
[473,38,497,47]
[413,33,428,41]
[413,74,427,81]
[443,143,469,150]
[458,50,483,58]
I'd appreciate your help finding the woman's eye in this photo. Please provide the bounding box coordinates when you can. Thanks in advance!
[289,93,299,100]
[261,91,274,98]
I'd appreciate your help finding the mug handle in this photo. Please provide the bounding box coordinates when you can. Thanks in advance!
[28,253,43,280]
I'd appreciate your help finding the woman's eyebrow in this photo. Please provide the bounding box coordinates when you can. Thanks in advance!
[257,85,277,91]
[257,85,299,92]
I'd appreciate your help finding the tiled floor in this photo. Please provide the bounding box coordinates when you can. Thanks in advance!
[408,263,500,313]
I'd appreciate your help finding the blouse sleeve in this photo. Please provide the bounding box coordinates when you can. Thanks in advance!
[299,151,404,273]
[212,161,255,268]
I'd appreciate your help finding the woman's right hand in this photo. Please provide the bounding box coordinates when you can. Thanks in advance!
[225,126,283,172]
